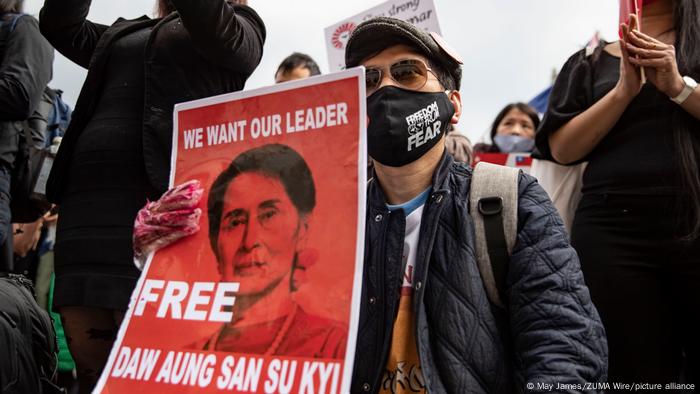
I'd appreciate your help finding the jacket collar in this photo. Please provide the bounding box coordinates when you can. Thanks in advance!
[368,151,455,211]
[430,150,455,192]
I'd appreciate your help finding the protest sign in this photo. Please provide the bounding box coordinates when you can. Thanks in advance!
[94,68,367,394]
[473,152,532,173]
[324,0,441,72]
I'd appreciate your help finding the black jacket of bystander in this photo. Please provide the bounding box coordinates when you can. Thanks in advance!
[40,0,266,201]
[0,14,53,168]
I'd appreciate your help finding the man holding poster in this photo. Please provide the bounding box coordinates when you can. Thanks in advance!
[344,17,608,393]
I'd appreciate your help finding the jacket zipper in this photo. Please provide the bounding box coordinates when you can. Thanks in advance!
[412,191,448,390]
[373,208,412,392]
[373,208,399,392]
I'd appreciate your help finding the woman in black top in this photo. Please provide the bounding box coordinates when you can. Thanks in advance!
[39,0,265,391]
[535,0,700,386]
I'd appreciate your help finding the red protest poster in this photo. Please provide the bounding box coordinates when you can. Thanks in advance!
[94,68,367,394]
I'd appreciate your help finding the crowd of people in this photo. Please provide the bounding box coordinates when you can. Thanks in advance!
[0,0,698,393]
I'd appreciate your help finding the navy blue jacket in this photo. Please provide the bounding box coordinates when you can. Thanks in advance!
[352,153,608,393]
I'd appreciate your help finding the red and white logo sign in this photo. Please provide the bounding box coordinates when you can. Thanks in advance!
[325,0,442,72]
[331,22,356,49]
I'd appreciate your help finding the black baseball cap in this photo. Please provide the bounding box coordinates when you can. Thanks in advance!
[345,17,463,90]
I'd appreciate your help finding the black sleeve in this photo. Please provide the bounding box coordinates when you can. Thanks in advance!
[534,48,594,163]
[169,1,266,76]
[0,16,54,120]
[39,0,109,69]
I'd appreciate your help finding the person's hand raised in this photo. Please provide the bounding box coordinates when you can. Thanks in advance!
[624,14,684,99]
[616,15,643,102]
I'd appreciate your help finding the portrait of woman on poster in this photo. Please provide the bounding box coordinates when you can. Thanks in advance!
[197,143,347,358]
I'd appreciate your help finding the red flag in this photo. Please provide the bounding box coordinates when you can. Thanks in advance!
[619,0,643,37]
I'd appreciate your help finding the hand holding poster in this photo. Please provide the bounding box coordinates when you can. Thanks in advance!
[95,69,367,394]
[324,0,441,72]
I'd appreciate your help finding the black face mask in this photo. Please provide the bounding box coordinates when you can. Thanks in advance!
[367,86,455,167]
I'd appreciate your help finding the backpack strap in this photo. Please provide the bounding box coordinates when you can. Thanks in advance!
[9,14,22,32]
[469,162,519,309]
[0,13,24,33]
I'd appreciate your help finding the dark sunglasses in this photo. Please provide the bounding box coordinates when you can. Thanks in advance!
[365,59,437,95]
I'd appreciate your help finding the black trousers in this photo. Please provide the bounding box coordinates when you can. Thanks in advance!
[0,165,13,272]
[572,193,700,388]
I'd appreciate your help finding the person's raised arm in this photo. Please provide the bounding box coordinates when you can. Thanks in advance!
[548,22,641,165]
[39,0,109,69]
[169,0,265,76]
[0,16,53,120]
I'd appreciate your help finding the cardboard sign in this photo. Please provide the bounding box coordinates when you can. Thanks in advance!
[324,0,441,72]
[473,152,532,173]
[95,68,368,394]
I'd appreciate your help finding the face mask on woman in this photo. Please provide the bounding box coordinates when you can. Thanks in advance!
[493,134,535,153]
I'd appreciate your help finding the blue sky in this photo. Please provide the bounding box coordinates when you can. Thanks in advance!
[24,0,618,142]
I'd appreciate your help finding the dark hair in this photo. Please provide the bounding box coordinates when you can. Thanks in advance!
[489,102,540,140]
[275,52,321,78]
[672,0,700,240]
[0,0,23,13]
[427,58,458,91]
[207,144,316,255]
[156,0,244,18]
